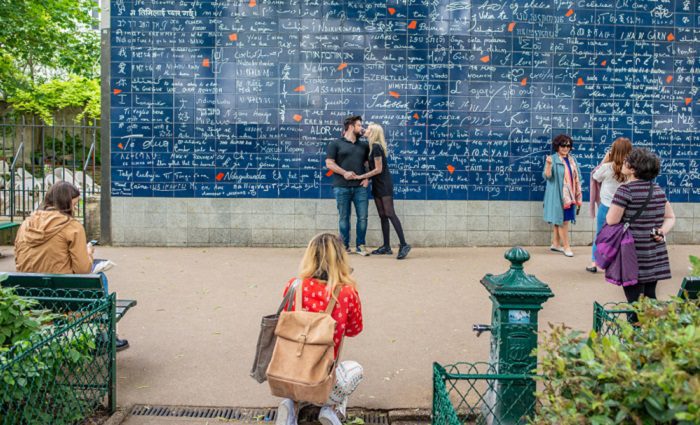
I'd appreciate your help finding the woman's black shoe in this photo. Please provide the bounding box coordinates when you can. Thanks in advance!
[116,338,130,351]
[371,246,393,255]
[585,266,598,273]
[397,244,411,260]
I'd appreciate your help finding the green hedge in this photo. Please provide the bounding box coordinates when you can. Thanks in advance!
[533,297,700,424]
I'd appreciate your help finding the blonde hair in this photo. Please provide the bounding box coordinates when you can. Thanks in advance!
[607,137,633,183]
[367,123,388,159]
[299,233,357,297]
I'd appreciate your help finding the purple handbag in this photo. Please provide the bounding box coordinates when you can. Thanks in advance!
[595,223,639,286]
[594,183,654,286]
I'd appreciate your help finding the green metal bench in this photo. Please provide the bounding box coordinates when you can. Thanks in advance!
[0,221,20,247]
[0,221,20,231]
[678,277,700,300]
[1,272,137,321]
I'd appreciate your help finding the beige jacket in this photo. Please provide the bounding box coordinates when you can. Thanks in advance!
[14,210,93,274]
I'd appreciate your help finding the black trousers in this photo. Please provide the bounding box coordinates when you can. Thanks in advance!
[623,281,657,323]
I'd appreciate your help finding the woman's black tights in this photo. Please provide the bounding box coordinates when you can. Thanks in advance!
[623,281,657,323]
[374,196,406,247]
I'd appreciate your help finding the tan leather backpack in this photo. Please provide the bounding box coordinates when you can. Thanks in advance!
[266,283,339,404]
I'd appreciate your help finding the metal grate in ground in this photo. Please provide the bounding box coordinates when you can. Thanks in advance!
[130,404,390,424]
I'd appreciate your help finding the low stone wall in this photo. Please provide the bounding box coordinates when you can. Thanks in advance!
[110,198,700,247]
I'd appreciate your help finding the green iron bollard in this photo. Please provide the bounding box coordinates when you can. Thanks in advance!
[474,247,554,424]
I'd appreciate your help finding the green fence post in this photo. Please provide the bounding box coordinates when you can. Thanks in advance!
[109,293,117,413]
[476,247,554,424]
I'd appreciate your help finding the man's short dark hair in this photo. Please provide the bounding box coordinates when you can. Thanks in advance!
[552,134,573,152]
[344,115,362,131]
[626,147,660,181]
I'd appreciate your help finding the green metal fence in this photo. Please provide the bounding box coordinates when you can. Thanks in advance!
[0,289,116,425]
[432,362,537,425]
[592,301,634,338]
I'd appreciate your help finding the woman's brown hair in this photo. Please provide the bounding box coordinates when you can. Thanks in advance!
[42,181,80,216]
[607,137,633,183]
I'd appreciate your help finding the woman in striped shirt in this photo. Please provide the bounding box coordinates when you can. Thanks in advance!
[606,148,676,305]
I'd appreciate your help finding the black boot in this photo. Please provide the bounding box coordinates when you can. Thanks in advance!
[371,246,393,255]
[116,338,130,351]
[397,244,411,260]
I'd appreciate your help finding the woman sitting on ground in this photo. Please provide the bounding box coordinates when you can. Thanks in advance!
[275,233,364,425]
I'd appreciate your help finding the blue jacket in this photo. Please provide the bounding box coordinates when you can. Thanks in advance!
[542,154,578,225]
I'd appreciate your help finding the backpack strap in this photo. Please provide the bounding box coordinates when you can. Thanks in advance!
[324,285,342,314]
[294,278,304,312]
[624,182,654,229]
[278,278,301,314]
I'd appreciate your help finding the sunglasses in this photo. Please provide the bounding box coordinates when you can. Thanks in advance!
[560,144,572,148]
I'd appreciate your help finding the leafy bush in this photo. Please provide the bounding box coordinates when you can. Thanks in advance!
[0,283,56,347]
[0,283,100,424]
[6,76,100,124]
[533,297,700,425]
[689,255,700,277]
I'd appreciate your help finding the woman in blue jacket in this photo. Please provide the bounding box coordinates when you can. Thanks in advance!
[543,134,583,257]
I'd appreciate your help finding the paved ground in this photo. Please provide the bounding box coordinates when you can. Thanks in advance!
[1,244,696,418]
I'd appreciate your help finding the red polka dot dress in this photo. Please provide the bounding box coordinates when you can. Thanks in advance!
[283,277,363,358]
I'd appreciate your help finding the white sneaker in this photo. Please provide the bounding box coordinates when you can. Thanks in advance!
[564,249,574,257]
[355,245,370,256]
[318,406,342,425]
[275,399,297,425]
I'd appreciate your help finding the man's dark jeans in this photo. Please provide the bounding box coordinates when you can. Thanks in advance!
[333,186,368,248]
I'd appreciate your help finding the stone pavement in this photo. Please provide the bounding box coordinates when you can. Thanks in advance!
[1,244,697,422]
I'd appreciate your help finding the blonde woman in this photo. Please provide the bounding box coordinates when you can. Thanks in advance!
[354,123,410,259]
[587,137,632,273]
[275,233,364,425]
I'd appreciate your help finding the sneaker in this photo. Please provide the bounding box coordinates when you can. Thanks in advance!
[276,399,297,425]
[116,338,130,352]
[371,245,393,255]
[397,244,411,260]
[345,246,352,254]
[564,249,574,257]
[355,245,370,256]
[318,406,342,425]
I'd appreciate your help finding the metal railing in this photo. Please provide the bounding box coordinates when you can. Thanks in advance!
[592,301,635,338]
[0,115,101,226]
[0,288,116,424]
[432,362,537,425]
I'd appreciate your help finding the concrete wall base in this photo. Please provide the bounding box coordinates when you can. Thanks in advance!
[110,198,700,247]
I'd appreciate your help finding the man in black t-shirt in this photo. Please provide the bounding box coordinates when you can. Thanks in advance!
[325,115,370,256]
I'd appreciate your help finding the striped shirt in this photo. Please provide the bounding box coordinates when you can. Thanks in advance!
[612,180,671,283]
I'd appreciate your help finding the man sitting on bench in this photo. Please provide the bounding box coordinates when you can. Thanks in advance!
[14,181,129,351]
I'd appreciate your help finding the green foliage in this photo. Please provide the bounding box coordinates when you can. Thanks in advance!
[0,280,57,347]
[689,255,700,277]
[0,285,99,424]
[0,0,99,98]
[7,75,100,123]
[532,297,700,424]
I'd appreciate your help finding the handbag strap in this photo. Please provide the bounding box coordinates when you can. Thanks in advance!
[624,182,654,228]
[277,278,301,314]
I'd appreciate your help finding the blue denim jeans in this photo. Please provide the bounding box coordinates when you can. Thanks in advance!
[333,186,368,248]
[591,203,609,261]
